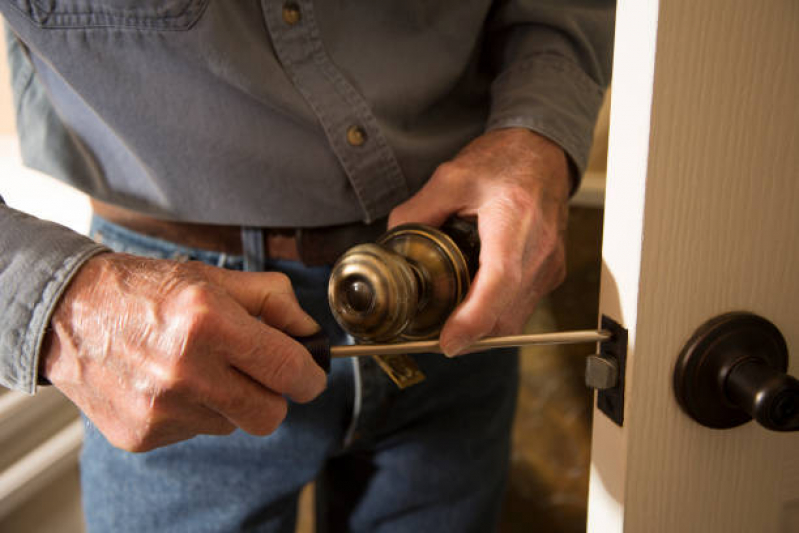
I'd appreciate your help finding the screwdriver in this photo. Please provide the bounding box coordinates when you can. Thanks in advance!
[299,329,613,373]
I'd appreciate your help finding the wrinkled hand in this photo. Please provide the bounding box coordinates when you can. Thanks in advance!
[389,128,570,356]
[41,253,326,452]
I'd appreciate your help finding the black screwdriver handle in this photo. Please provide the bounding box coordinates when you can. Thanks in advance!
[296,331,332,374]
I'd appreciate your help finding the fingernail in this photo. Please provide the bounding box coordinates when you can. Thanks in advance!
[442,336,471,357]
[304,315,322,333]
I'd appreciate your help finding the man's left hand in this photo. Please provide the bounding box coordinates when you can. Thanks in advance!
[388,128,570,356]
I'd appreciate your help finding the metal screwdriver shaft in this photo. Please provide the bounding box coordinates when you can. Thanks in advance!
[329,329,612,358]
[300,326,614,374]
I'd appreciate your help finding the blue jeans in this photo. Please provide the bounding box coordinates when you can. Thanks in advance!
[81,216,519,533]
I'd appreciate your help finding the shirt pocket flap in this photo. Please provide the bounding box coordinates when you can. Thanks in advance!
[9,0,208,30]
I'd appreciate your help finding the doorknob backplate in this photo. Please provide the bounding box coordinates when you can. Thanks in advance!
[673,312,789,429]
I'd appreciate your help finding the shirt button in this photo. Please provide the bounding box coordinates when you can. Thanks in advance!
[282,3,301,25]
[346,125,367,147]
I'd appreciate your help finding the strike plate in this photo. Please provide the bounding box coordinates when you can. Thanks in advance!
[597,315,628,426]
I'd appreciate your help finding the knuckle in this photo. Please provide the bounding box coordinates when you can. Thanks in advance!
[266,346,304,392]
[157,363,187,392]
[176,283,216,311]
[455,310,495,341]
[132,391,171,434]
[434,161,462,184]
[181,301,216,337]
[113,425,153,453]
[209,385,241,415]
[250,397,288,436]
[133,400,159,429]
[538,225,561,254]
[180,259,210,275]
[265,397,289,433]
[265,272,292,293]
[291,374,327,404]
[213,398,238,421]
[500,184,537,213]
[307,372,328,401]
[493,256,523,288]
[171,260,196,276]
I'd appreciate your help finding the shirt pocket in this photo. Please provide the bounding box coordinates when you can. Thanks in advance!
[8,0,208,30]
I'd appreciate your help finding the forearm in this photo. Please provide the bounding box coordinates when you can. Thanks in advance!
[0,199,108,393]
[486,0,615,186]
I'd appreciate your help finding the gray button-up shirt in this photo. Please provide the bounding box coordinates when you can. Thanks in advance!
[0,0,614,392]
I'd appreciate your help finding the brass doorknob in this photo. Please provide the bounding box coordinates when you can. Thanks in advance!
[328,218,479,342]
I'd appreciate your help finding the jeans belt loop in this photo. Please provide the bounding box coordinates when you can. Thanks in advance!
[295,227,306,265]
[241,226,267,272]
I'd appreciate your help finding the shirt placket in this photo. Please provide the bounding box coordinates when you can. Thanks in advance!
[262,0,410,224]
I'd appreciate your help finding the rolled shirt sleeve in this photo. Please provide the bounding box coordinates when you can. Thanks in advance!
[0,198,108,393]
[485,1,616,182]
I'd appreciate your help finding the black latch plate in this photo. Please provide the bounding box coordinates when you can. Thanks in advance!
[597,315,628,426]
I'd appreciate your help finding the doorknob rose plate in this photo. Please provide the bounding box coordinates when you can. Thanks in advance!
[673,312,789,429]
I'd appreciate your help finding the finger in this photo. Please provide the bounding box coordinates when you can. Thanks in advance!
[258,291,320,335]
[230,319,327,403]
[200,266,320,336]
[109,398,236,453]
[191,407,238,436]
[201,367,290,436]
[439,202,531,356]
[152,404,237,440]
[388,167,468,228]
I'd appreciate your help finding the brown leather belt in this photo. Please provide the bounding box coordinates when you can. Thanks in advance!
[91,199,386,266]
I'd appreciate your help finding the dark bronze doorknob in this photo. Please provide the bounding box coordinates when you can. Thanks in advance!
[673,312,799,431]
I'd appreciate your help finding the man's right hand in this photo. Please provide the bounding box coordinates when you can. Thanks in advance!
[40,253,327,452]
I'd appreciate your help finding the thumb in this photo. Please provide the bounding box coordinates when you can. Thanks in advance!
[199,266,320,336]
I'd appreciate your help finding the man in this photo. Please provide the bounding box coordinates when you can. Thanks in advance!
[0,2,614,531]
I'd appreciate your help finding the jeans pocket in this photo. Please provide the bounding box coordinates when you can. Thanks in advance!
[10,0,208,30]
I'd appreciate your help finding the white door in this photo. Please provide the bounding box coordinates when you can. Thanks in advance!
[587,1,799,532]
